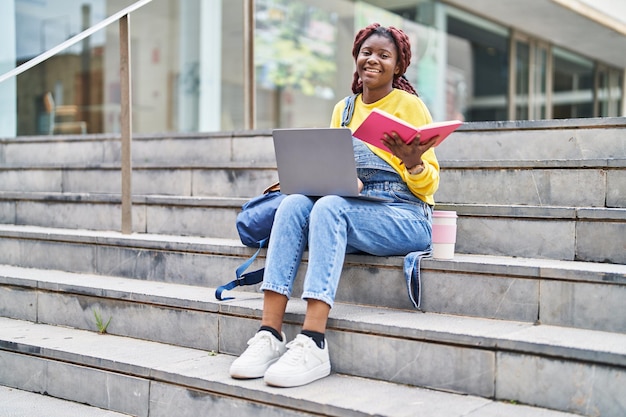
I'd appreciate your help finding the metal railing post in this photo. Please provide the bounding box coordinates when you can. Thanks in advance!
[243,0,255,130]
[120,14,132,234]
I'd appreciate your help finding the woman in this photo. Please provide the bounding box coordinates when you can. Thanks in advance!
[229,23,439,388]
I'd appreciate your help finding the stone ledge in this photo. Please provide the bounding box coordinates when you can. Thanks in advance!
[2,116,624,143]
[0,224,624,285]
[0,386,129,417]
[435,203,626,220]
[0,317,581,417]
[439,158,626,168]
[3,159,626,169]
[3,193,625,220]
[1,267,625,366]
[0,191,246,207]
[0,161,279,169]
[454,116,626,131]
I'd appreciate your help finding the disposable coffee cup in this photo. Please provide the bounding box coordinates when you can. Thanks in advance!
[432,210,457,259]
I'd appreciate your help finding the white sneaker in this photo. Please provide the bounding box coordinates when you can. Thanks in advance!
[264,334,331,387]
[229,330,287,379]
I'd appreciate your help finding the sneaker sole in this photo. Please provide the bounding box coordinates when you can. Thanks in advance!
[264,362,331,387]
[230,357,280,379]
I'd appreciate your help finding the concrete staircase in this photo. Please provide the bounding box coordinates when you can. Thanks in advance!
[0,117,625,416]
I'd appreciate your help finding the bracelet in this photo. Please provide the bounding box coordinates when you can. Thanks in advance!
[406,162,425,175]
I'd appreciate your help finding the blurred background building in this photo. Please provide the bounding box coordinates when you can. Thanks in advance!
[1,0,625,137]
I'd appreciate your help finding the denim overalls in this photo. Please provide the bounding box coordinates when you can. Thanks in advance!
[260,137,433,308]
[354,137,432,216]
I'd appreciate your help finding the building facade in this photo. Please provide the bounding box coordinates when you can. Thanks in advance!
[1,0,625,137]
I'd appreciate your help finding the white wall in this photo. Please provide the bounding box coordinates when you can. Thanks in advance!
[580,0,626,24]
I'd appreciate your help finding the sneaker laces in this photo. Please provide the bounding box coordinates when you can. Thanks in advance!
[282,335,314,365]
[245,331,281,355]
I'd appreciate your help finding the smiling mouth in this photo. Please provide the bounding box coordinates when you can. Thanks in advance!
[364,68,381,73]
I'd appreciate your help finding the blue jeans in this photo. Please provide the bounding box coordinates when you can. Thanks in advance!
[260,169,433,307]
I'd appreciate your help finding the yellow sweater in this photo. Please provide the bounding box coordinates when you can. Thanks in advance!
[330,89,440,205]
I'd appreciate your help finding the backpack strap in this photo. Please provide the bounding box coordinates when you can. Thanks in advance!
[215,238,267,300]
[341,94,357,127]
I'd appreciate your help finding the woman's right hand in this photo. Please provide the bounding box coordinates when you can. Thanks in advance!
[383,132,437,169]
[357,178,364,192]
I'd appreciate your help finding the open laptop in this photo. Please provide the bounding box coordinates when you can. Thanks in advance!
[272,127,389,201]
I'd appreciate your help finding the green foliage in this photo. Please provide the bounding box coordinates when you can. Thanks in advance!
[93,309,112,334]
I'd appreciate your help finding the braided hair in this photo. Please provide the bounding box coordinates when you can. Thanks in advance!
[351,23,418,96]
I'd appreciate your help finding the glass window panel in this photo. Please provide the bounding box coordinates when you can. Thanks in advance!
[356,1,447,121]
[615,70,624,116]
[445,10,509,122]
[13,0,245,135]
[15,0,113,135]
[552,47,594,119]
[8,0,625,136]
[253,0,449,128]
[254,0,342,129]
[532,46,548,119]
[597,66,623,117]
[0,2,17,137]
[515,40,529,120]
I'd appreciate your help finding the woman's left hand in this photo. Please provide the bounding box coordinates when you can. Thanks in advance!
[382,131,438,168]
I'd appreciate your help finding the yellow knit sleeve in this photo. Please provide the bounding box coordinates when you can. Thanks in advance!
[328,91,440,205]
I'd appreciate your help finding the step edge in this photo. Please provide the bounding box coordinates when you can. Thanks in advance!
[1,267,625,366]
[0,224,624,283]
[0,317,590,417]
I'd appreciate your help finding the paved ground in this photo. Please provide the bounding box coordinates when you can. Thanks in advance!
[0,385,129,417]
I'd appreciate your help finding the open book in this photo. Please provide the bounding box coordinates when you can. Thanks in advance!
[353,108,462,153]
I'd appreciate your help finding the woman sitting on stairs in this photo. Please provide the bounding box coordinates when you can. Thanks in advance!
[230,22,440,388]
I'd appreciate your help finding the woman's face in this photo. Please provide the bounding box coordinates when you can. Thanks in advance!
[356,34,400,92]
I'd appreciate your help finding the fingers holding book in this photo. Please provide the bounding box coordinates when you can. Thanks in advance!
[382,131,438,170]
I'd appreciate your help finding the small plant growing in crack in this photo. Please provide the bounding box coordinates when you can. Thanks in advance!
[93,309,112,334]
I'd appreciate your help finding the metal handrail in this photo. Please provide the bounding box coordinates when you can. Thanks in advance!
[0,0,153,235]
[0,0,152,83]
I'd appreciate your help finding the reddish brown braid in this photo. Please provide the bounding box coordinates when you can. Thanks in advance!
[350,23,418,96]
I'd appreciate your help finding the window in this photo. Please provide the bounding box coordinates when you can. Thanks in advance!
[445,8,509,121]
[552,47,593,119]
[596,65,623,117]
[511,34,550,120]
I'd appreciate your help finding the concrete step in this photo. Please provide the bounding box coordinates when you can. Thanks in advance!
[1,226,625,334]
[435,117,626,161]
[2,120,625,209]
[436,159,626,209]
[2,192,625,264]
[0,385,130,417]
[0,313,618,416]
[3,117,625,166]
[0,163,279,198]
[1,157,624,210]
[0,191,244,238]
[437,202,626,264]
[0,131,276,166]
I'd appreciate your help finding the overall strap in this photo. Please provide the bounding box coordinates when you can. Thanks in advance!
[341,94,357,127]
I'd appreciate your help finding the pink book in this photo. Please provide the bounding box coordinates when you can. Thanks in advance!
[353,108,462,153]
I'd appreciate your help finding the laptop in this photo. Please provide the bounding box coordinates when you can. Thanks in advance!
[272,127,390,201]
